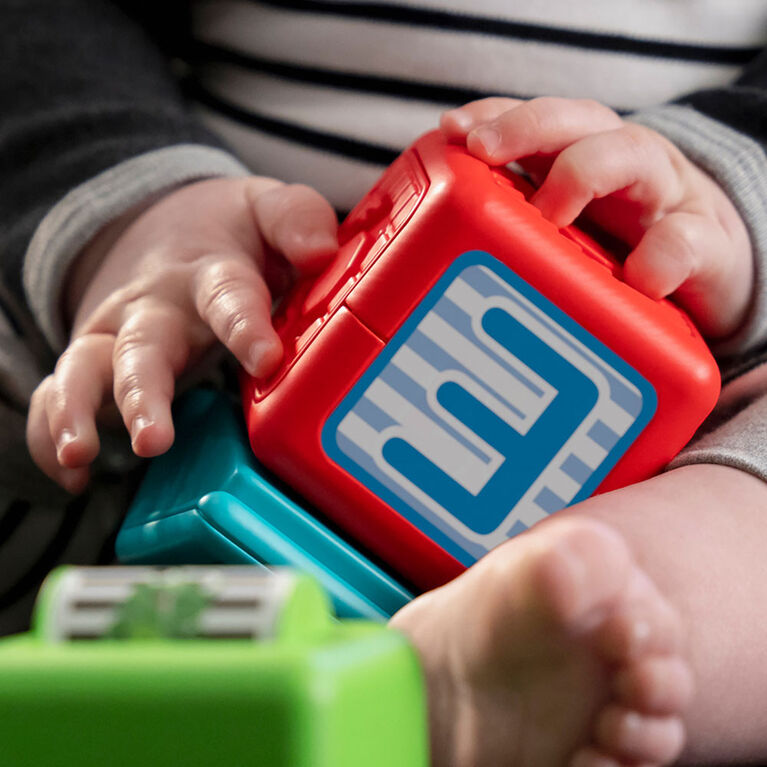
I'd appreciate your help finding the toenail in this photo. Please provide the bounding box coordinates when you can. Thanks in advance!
[597,705,685,763]
[629,618,651,651]
[600,609,657,661]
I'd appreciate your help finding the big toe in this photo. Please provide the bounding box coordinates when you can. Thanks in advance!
[526,517,634,631]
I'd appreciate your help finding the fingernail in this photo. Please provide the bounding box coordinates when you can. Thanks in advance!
[300,231,337,252]
[530,191,557,225]
[55,429,77,461]
[130,416,154,445]
[470,126,501,157]
[444,109,472,131]
[285,231,337,264]
[248,339,281,378]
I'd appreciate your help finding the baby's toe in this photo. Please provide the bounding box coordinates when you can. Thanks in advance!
[527,518,633,630]
[614,656,694,715]
[595,573,683,662]
[594,704,685,765]
[571,745,656,767]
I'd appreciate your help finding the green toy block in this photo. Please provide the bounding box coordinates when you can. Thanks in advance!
[0,566,428,767]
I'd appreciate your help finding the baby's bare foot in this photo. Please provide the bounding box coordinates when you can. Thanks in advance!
[390,517,693,767]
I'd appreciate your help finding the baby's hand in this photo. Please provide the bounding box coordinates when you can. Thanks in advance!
[27,176,338,492]
[442,97,753,339]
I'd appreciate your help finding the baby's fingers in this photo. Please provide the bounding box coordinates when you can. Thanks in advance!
[440,97,524,139]
[625,212,751,337]
[455,97,623,166]
[248,182,338,276]
[27,334,116,492]
[28,378,89,492]
[111,302,191,457]
[531,125,682,228]
[193,255,282,378]
[45,334,114,467]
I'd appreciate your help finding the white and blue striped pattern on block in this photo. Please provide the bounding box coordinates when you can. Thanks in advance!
[323,251,656,565]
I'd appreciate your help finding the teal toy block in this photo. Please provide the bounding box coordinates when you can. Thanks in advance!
[117,389,413,620]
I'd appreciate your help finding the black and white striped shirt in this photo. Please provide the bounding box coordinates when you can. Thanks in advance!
[187,0,767,210]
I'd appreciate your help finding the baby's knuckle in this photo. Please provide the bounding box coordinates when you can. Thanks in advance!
[258,182,299,214]
[577,98,621,122]
[44,376,70,418]
[619,123,660,154]
[284,182,315,199]
[54,347,77,378]
[527,96,562,113]
[202,255,245,282]
[663,219,701,269]
[64,335,99,361]
[615,124,669,171]
[221,309,252,348]
[140,252,179,277]
[114,324,149,355]
[113,372,145,411]
[524,97,562,131]
[199,267,246,317]
[482,96,513,111]
[30,376,52,408]
[621,120,650,139]
[245,176,284,202]
[120,293,165,326]
[277,183,326,219]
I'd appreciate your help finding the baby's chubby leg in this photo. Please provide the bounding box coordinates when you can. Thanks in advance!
[441,98,753,340]
[391,464,767,767]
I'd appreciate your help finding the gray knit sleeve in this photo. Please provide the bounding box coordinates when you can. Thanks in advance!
[23,145,249,351]
[630,105,767,365]
[0,0,249,355]
[630,49,767,479]
[669,362,767,482]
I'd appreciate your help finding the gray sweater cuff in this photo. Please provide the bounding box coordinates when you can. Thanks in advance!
[629,104,767,361]
[23,144,250,351]
[670,388,767,484]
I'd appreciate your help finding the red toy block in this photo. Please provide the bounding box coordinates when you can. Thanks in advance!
[242,131,719,592]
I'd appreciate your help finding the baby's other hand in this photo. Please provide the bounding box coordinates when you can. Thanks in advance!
[442,97,753,340]
[27,177,338,492]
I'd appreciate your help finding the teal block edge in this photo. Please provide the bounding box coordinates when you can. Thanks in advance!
[117,389,413,621]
